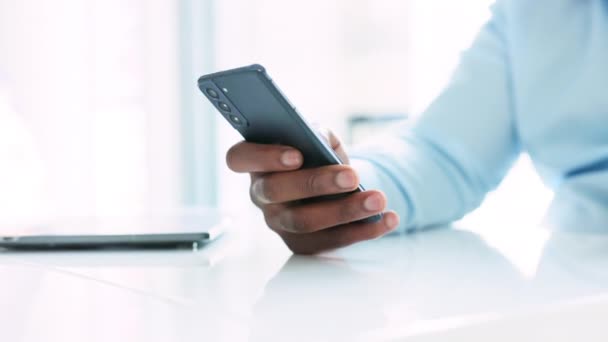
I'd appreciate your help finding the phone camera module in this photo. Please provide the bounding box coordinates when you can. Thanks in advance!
[218,101,231,112]
[206,88,220,99]
[228,114,243,126]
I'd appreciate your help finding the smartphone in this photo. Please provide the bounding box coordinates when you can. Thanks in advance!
[198,64,381,223]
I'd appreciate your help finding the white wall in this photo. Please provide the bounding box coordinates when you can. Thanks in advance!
[0,0,182,220]
[408,0,494,113]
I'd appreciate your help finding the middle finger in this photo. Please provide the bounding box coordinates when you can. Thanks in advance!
[276,190,387,234]
[251,165,360,204]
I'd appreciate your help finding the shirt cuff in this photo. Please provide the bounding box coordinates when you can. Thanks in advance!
[350,156,412,232]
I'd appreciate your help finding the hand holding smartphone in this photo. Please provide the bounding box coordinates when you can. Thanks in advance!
[198,64,398,254]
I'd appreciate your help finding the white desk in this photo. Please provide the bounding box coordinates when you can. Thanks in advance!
[1,215,608,341]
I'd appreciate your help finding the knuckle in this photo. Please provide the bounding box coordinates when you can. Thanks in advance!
[279,210,312,233]
[337,199,361,223]
[262,207,282,231]
[252,177,277,203]
[278,210,295,231]
[249,185,261,207]
[303,171,324,195]
[261,181,278,203]
[263,213,278,231]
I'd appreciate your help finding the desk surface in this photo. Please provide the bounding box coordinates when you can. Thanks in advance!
[1,215,608,341]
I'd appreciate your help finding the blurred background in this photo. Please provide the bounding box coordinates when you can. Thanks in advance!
[0,0,551,226]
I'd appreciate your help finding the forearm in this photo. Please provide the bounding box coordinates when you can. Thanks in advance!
[351,0,520,231]
[352,130,511,232]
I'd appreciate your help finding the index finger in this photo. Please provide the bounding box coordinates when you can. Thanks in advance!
[226,141,303,173]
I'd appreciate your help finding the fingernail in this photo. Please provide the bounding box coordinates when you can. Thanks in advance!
[363,193,384,211]
[281,150,302,167]
[385,213,399,230]
[335,170,356,189]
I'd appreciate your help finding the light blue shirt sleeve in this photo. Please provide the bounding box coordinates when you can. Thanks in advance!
[351,1,521,231]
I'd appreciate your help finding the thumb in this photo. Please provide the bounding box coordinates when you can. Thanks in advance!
[316,126,349,164]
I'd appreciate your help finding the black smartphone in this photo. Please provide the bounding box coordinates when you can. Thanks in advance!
[198,64,381,223]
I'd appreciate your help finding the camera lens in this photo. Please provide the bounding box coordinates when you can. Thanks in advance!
[229,114,243,126]
[206,88,219,98]
[218,101,231,112]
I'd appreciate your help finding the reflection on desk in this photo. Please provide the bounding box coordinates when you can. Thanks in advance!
[1,218,608,341]
[250,228,608,341]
